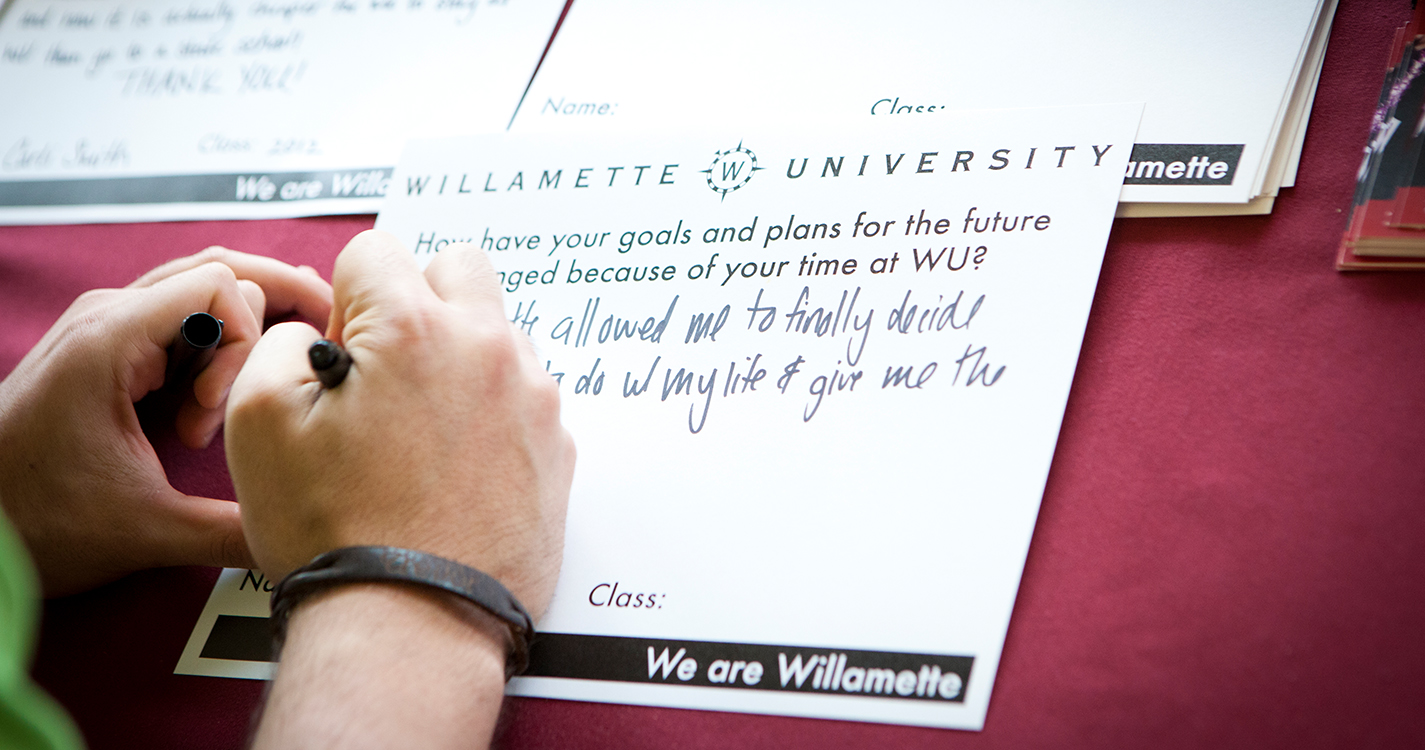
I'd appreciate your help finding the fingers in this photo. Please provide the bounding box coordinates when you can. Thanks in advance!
[131,246,333,326]
[228,321,326,418]
[238,279,267,324]
[424,243,555,390]
[140,488,256,571]
[180,278,261,447]
[128,262,262,409]
[424,243,506,321]
[176,391,227,449]
[329,230,435,341]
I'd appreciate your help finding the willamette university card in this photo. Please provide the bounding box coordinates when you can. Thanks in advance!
[513,0,1327,208]
[179,104,1140,730]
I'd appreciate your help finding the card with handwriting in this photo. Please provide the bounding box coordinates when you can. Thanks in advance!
[181,104,1139,730]
[0,0,564,223]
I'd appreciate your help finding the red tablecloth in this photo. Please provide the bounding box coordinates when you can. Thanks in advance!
[2,1,1422,747]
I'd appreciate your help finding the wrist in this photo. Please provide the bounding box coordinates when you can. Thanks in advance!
[285,582,512,670]
[268,545,534,677]
[254,583,508,749]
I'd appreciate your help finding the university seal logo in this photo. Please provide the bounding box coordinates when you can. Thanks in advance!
[702,142,762,201]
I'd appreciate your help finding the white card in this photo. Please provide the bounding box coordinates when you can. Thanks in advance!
[175,568,278,680]
[0,0,564,223]
[511,0,1324,205]
[181,103,1140,730]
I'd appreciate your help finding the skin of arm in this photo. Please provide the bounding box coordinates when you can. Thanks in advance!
[252,584,510,748]
[226,231,575,749]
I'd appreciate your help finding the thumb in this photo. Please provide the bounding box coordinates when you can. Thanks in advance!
[138,487,255,571]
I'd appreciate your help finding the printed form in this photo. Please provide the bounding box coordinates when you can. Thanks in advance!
[514,0,1325,207]
[0,0,566,223]
[179,103,1140,730]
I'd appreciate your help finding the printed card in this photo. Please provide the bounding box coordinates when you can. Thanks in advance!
[181,103,1139,730]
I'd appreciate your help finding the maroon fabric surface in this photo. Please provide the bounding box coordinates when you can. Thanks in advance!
[1,1,1423,747]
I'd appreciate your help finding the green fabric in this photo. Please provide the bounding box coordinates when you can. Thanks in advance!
[0,508,84,750]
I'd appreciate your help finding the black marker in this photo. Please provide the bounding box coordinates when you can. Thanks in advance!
[308,339,352,389]
[167,312,224,384]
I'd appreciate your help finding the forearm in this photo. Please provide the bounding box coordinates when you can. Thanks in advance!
[229,235,573,745]
[252,583,510,749]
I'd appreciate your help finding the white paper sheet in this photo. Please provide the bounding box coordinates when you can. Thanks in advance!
[0,0,565,223]
[175,568,278,680]
[181,103,1139,730]
[1282,4,1334,189]
[510,0,1325,206]
[1251,0,1335,198]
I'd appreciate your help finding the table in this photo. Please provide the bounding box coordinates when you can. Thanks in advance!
[2,0,1422,746]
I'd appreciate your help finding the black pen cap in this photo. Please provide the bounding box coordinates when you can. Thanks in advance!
[167,312,224,384]
[180,312,224,350]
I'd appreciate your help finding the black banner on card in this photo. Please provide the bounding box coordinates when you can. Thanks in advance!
[525,633,974,702]
[199,615,274,662]
[1123,144,1244,185]
[0,168,390,206]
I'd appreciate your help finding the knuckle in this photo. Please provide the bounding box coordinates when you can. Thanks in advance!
[564,430,578,465]
[346,229,398,257]
[196,259,239,286]
[468,325,521,378]
[213,518,250,567]
[478,324,519,358]
[63,292,125,342]
[193,245,230,265]
[529,371,563,416]
[239,277,268,305]
[351,228,387,244]
[448,243,492,272]
[385,299,446,342]
[226,376,288,425]
[73,287,116,308]
[67,288,126,325]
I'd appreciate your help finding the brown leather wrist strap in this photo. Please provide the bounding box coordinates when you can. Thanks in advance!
[270,546,533,679]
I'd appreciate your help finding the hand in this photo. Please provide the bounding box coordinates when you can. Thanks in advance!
[0,247,333,597]
[226,230,574,620]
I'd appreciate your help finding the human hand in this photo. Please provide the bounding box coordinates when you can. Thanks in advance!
[225,230,574,620]
[0,247,333,597]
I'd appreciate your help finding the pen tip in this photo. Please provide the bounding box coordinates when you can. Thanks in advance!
[309,339,340,370]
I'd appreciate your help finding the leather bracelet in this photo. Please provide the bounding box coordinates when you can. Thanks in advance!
[270,546,534,679]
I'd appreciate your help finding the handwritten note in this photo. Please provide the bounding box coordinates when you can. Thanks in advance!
[0,0,565,223]
[180,105,1139,730]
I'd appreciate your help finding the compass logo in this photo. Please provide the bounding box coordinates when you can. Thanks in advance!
[702,142,763,201]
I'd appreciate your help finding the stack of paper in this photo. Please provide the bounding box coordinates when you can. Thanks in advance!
[1337,4,1425,270]
[509,0,1337,218]
[0,0,568,223]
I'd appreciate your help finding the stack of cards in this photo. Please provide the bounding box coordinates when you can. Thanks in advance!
[512,0,1337,219]
[0,0,570,223]
[1338,4,1425,270]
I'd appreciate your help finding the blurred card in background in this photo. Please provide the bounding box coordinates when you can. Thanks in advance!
[511,0,1335,217]
[0,0,566,223]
